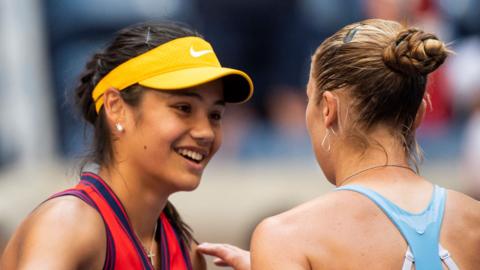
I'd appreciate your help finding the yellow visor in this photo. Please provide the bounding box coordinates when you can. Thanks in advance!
[92,36,253,113]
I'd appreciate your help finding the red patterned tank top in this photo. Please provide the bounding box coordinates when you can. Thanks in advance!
[48,172,193,270]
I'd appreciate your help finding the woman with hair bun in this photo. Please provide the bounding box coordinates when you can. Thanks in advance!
[0,22,253,270]
[250,18,480,270]
[200,19,480,270]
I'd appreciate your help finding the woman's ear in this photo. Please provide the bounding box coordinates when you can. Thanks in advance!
[322,91,338,129]
[103,87,126,127]
[413,98,427,129]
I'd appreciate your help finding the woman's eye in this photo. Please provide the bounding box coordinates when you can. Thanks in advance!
[210,112,223,121]
[175,104,192,113]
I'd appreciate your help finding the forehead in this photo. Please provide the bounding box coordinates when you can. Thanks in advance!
[190,79,224,94]
[147,80,226,108]
[174,80,224,99]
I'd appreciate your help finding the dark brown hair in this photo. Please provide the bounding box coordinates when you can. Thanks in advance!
[74,22,200,247]
[311,19,450,167]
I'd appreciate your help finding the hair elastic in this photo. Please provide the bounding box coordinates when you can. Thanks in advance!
[343,24,363,43]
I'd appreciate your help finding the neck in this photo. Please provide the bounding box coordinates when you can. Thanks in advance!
[332,130,416,187]
[98,164,170,242]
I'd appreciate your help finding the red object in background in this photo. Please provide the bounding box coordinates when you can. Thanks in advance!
[413,0,452,135]
[418,0,434,13]
[423,66,453,133]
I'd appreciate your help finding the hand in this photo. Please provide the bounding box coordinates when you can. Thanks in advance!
[197,242,251,270]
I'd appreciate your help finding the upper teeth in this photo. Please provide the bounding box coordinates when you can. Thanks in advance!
[177,149,204,161]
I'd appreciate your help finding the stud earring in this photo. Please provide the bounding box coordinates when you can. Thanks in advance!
[115,123,124,132]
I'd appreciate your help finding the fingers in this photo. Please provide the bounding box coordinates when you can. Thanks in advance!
[197,243,236,258]
[197,242,251,270]
[213,258,230,267]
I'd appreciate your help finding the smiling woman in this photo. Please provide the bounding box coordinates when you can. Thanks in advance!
[118,82,226,193]
[0,22,253,270]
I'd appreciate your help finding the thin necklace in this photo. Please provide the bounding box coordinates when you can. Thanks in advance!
[339,164,416,186]
[141,221,158,267]
[104,170,158,267]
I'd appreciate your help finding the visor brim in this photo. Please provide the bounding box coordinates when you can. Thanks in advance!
[138,66,253,103]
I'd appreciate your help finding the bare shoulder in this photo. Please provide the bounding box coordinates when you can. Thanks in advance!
[438,189,480,269]
[1,195,106,270]
[253,190,366,239]
[251,214,309,270]
[444,189,480,235]
[446,189,480,217]
[443,189,480,239]
[251,191,363,270]
[261,190,371,231]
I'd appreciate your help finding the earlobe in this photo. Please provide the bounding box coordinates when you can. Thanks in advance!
[115,123,125,132]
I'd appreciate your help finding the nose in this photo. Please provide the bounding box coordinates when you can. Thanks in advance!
[190,116,215,146]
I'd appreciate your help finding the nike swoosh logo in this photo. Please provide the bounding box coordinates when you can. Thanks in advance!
[190,46,213,58]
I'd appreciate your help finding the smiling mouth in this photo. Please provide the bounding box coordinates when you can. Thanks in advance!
[175,148,206,164]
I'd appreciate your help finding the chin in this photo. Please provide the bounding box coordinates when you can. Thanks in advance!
[175,174,202,192]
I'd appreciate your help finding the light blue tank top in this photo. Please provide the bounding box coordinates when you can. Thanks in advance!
[336,184,446,270]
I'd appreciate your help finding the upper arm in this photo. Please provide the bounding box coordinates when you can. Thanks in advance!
[1,196,106,270]
[189,241,207,270]
[250,217,310,270]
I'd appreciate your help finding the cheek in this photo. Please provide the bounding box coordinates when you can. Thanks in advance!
[305,104,325,160]
[311,131,324,163]
[305,102,318,138]
[305,105,313,135]
[211,126,223,155]
[139,116,187,152]
[157,121,187,141]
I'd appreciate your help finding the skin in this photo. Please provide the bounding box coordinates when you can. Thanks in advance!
[248,76,480,270]
[199,74,480,270]
[0,80,225,270]
[197,243,251,269]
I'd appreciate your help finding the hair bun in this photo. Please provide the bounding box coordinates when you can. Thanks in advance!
[382,28,449,76]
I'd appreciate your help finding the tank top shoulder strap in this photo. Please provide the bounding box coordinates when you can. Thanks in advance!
[47,189,116,270]
[159,212,194,270]
[336,184,447,270]
[78,172,155,269]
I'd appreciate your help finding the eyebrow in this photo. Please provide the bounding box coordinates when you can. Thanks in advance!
[168,91,226,106]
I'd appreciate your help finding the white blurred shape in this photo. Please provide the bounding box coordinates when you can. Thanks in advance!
[0,0,55,166]
[447,37,480,108]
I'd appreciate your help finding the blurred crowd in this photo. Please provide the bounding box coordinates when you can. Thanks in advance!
[0,0,479,189]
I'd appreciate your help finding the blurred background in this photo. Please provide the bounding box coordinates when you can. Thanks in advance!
[0,0,479,268]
